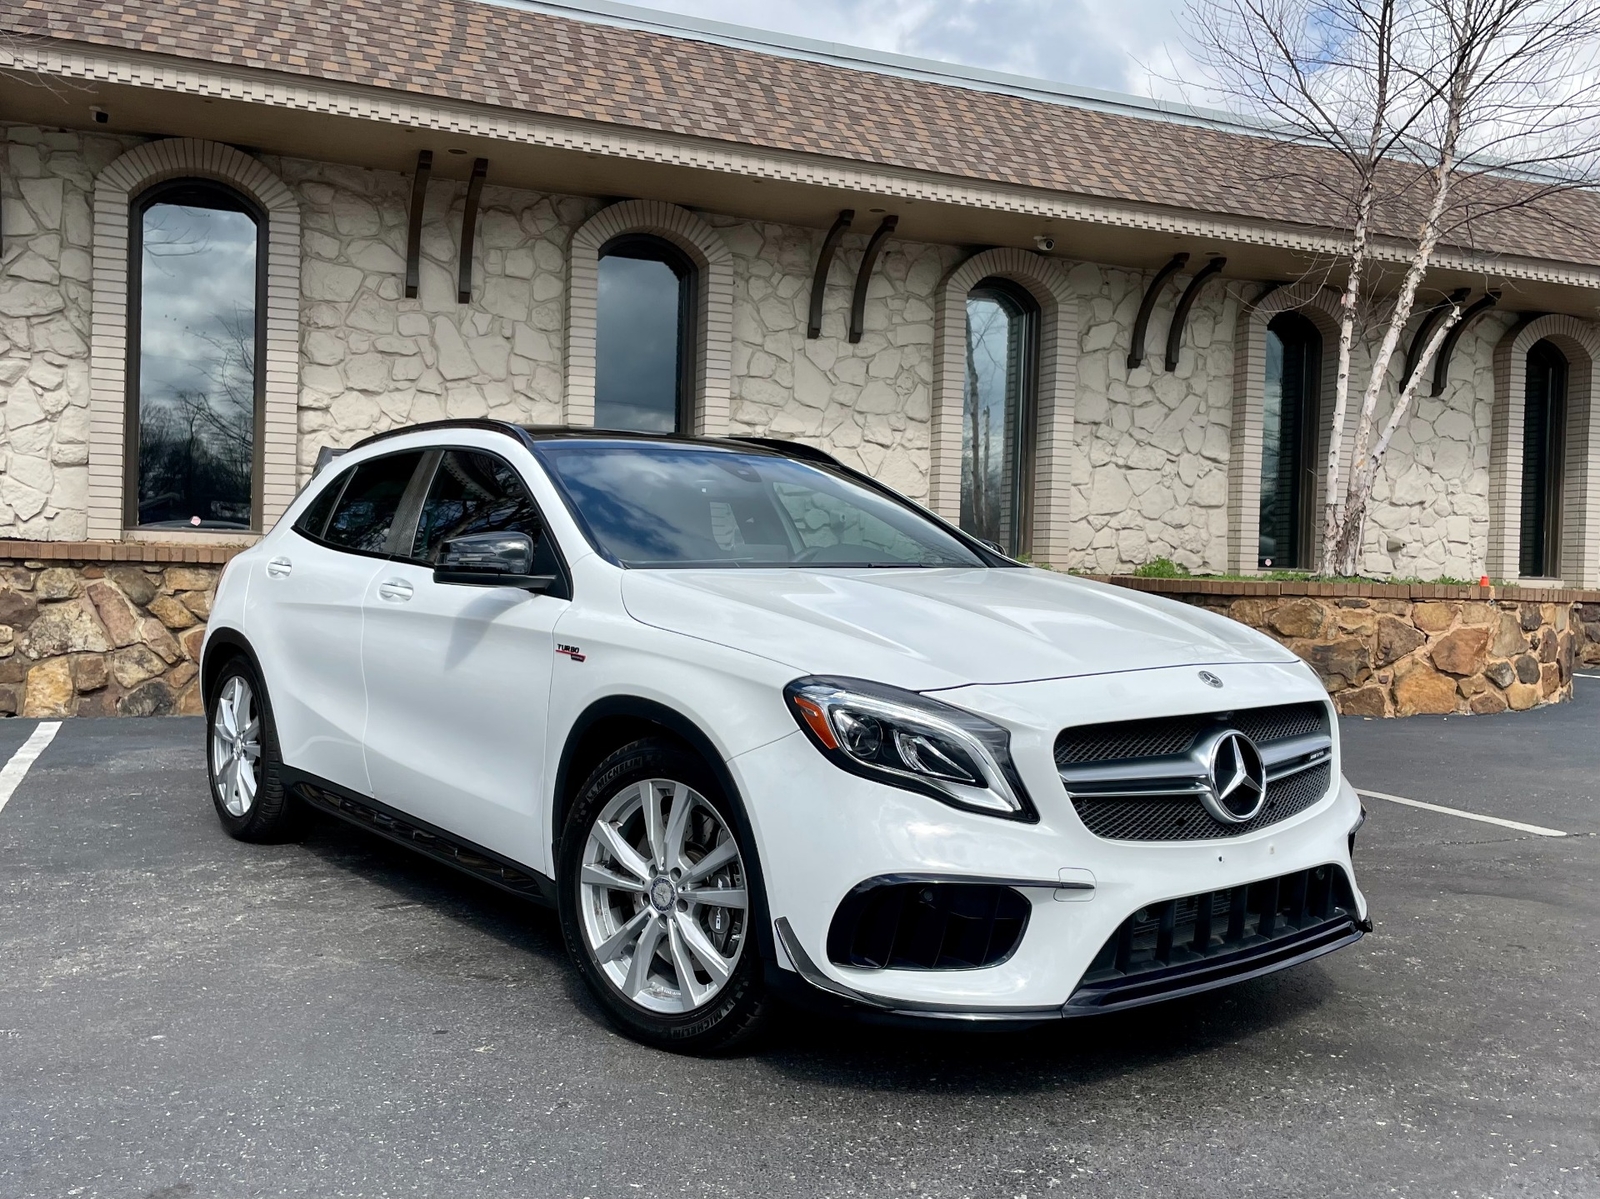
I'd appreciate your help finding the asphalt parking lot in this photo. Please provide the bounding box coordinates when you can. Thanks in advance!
[1,687,1597,1199]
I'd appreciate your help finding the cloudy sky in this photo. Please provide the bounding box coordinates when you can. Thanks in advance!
[621,0,1196,97]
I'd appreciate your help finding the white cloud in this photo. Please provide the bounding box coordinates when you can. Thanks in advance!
[627,0,1194,96]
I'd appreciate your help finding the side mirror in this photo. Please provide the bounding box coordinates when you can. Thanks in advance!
[434,532,555,592]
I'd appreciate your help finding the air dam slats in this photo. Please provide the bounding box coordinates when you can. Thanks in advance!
[1068,865,1360,1013]
[827,881,1031,971]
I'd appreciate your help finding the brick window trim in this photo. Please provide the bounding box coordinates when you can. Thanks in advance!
[87,138,302,542]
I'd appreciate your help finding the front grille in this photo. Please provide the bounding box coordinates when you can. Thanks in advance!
[1056,702,1328,766]
[1057,702,1333,842]
[827,880,1031,971]
[1073,763,1330,841]
[1067,865,1363,1013]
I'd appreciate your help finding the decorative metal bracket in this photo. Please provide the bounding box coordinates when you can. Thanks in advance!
[404,149,433,299]
[807,209,854,339]
[1401,288,1470,388]
[457,157,488,304]
[848,215,898,344]
[1127,252,1189,368]
[1431,290,1500,396]
[1164,256,1226,371]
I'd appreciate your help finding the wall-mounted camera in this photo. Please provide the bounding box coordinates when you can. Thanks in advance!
[90,107,109,124]
[1033,234,1056,252]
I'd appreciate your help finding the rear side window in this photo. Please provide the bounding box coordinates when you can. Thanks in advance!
[323,452,423,554]
[293,468,350,540]
[411,450,560,575]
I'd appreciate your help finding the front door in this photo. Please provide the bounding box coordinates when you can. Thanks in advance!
[244,450,424,795]
[360,448,569,872]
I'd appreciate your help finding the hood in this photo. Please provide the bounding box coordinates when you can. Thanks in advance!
[620,567,1297,691]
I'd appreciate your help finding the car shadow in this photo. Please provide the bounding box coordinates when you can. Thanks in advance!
[291,808,1342,1088]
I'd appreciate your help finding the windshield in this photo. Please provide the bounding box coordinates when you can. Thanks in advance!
[534,441,988,569]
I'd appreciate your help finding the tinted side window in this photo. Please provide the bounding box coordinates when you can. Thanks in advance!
[293,467,351,540]
[323,452,423,553]
[412,451,557,573]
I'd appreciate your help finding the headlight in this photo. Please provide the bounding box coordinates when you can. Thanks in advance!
[783,676,1037,821]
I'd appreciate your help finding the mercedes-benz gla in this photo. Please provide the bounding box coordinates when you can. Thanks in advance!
[201,421,1369,1051]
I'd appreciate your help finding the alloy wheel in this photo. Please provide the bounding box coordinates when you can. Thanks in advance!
[210,675,263,818]
[577,778,748,1014]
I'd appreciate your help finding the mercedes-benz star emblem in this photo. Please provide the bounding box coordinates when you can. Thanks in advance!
[649,877,676,912]
[1198,670,1224,688]
[1198,730,1268,824]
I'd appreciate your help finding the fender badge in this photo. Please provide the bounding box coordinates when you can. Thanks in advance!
[556,644,586,663]
[1198,670,1224,688]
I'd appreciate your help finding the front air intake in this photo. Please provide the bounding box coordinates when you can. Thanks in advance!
[827,880,1031,970]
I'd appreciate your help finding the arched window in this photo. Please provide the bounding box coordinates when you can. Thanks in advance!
[594,234,697,433]
[960,278,1039,555]
[1259,311,1321,569]
[128,180,264,530]
[1520,339,1567,578]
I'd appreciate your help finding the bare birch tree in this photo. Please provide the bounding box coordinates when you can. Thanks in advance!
[1184,0,1600,576]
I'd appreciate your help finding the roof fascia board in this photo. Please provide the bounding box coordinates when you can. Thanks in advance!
[7,41,1599,292]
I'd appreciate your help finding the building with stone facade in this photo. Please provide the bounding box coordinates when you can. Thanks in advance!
[1,0,1599,720]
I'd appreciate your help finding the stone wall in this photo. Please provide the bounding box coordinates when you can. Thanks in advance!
[1102,575,1597,716]
[0,125,139,541]
[0,120,1552,586]
[0,547,220,718]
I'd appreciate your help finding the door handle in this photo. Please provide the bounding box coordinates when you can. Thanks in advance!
[265,556,292,578]
[377,579,414,602]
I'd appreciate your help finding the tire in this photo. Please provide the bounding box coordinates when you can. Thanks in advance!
[205,655,298,842]
[557,737,769,1053]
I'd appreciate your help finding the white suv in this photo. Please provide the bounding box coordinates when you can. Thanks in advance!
[202,421,1369,1052]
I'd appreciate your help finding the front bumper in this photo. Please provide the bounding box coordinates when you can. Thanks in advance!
[727,663,1368,1021]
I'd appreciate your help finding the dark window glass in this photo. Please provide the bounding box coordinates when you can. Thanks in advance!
[595,236,694,433]
[294,468,350,540]
[412,450,558,576]
[323,453,423,554]
[1259,312,1321,569]
[961,279,1038,556]
[535,441,985,569]
[1520,340,1567,578]
[131,182,262,530]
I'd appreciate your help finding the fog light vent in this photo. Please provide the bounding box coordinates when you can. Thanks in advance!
[826,880,1030,971]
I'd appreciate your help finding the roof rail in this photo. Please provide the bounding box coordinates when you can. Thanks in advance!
[727,436,842,466]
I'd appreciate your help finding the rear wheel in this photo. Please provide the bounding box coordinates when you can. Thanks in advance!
[206,656,297,841]
[558,738,768,1053]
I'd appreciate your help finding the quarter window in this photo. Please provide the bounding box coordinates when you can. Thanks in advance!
[1259,312,1321,570]
[322,452,424,554]
[960,279,1038,556]
[411,450,558,577]
[129,180,264,530]
[595,234,696,433]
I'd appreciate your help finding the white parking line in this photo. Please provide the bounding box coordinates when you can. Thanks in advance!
[1576,673,1600,680]
[0,722,61,819]
[1356,788,1568,838]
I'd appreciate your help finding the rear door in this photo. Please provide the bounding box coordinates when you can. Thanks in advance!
[245,450,424,795]
[359,446,569,870]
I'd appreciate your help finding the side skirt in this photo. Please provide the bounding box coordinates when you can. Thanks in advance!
[282,766,557,906]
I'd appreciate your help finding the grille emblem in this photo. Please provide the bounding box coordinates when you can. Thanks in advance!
[1198,670,1224,688]
[1198,730,1268,824]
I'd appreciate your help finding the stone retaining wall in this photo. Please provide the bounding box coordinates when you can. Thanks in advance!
[1098,576,1600,716]
[3,544,1598,720]
[0,543,232,718]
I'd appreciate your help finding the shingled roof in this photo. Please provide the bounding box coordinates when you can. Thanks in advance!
[8,0,1600,269]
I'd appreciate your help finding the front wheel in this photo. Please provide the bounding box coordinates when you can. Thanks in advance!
[557,738,768,1053]
[206,656,297,842]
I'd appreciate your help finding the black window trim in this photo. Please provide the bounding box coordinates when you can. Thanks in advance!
[964,276,1041,559]
[125,177,269,532]
[390,443,575,600]
[597,232,699,436]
